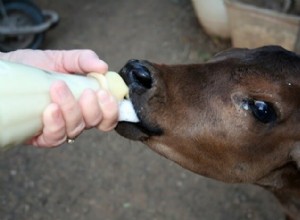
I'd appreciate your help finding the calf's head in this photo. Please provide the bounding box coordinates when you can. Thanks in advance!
[116,46,300,184]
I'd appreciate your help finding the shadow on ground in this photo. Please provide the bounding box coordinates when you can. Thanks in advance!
[0,0,285,219]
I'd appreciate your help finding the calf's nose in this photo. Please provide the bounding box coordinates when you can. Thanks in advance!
[120,59,153,89]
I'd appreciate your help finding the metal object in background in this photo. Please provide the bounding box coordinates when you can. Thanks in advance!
[0,0,59,52]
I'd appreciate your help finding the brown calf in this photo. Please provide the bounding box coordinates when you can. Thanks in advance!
[116,46,300,220]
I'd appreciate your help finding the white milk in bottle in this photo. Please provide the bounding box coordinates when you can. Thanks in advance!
[0,60,138,149]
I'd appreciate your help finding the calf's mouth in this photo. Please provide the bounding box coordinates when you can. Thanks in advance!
[116,59,163,141]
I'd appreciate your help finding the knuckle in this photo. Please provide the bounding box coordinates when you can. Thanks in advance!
[101,99,118,118]
[47,139,65,148]
[86,114,102,128]
[68,121,85,138]
[98,122,117,132]
[84,49,97,57]
[61,100,78,113]
[38,134,66,148]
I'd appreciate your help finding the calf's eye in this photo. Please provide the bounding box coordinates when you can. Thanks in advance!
[242,100,277,123]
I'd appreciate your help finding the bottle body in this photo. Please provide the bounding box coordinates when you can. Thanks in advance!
[0,60,101,149]
[0,60,140,149]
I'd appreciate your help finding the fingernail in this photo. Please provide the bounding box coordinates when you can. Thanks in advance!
[99,60,109,72]
[56,81,70,101]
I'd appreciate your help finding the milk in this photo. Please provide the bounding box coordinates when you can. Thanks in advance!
[0,60,138,149]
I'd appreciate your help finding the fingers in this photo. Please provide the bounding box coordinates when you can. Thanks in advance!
[31,103,66,148]
[79,89,102,128]
[76,50,108,74]
[79,90,119,131]
[31,83,118,148]
[1,49,108,73]
[50,81,85,138]
[1,49,109,75]
[50,50,108,74]
[97,90,119,131]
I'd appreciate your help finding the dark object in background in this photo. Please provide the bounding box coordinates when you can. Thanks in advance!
[0,0,59,52]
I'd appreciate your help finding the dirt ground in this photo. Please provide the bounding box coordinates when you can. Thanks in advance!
[0,0,285,219]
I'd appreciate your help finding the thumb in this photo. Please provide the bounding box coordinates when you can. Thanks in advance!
[51,49,109,74]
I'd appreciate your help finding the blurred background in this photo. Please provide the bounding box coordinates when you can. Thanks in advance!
[1,0,297,219]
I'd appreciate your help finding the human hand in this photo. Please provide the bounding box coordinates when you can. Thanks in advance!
[0,49,119,147]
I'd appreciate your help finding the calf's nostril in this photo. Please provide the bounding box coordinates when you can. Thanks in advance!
[130,67,152,89]
[121,60,153,89]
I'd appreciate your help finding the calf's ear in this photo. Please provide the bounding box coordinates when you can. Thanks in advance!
[209,48,249,63]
